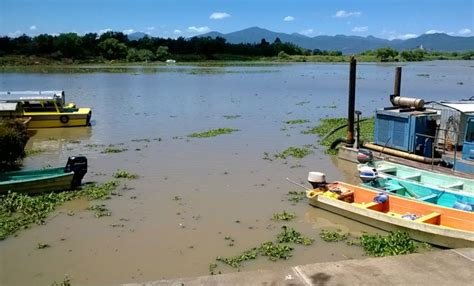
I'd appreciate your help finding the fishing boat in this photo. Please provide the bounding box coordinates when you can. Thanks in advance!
[305,172,474,248]
[0,91,92,128]
[0,156,88,195]
[359,169,474,211]
[356,154,474,194]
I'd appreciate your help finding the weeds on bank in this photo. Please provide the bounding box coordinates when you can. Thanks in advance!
[360,231,417,257]
[102,146,128,153]
[214,225,312,271]
[188,128,239,138]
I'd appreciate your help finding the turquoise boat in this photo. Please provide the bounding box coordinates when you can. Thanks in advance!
[362,176,474,212]
[358,160,474,195]
[0,156,87,195]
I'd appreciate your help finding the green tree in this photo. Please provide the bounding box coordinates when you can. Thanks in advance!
[54,33,83,59]
[98,38,128,60]
[0,120,29,169]
[155,46,170,61]
[375,47,398,62]
[127,48,155,62]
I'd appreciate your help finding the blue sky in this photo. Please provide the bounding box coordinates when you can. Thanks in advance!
[1,0,472,39]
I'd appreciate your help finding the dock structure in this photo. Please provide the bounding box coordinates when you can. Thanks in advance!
[123,248,474,285]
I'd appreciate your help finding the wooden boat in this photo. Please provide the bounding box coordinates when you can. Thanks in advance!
[361,176,474,211]
[0,156,87,195]
[306,181,474,248]
[358,160,474,194]
[0,91,92,128]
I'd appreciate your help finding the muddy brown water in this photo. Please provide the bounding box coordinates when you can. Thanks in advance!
[0,61,472,285]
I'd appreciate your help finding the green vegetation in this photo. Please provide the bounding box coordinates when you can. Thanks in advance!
[286,191,306,204]
[258,241,293,261]
[304,117,374,152]
[216,248,259,268]
[360,231,417,257]
[320,229,349,242]
[0,179,121,240]
[25,148,44,157]
[87,204,112,218]
[272,210,296,221]
[80,180,120,200]
[1,31,471,66]
[0,120,29,169]
[277,226,313,245]
[274,146,313,159]
[101,146,128,153]
[215,225,312,268]
[188,128,239,138]
[285,119,309,125]
[113,170,139,179]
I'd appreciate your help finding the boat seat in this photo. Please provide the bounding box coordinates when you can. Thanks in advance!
[378,167,397,174]
[400,173,421,181]
[418,193,438,203]
[414,212,441,225]
[445,182,464,190]
[385,184,405,194]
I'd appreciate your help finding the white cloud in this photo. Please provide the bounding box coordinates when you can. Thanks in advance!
[458,28,471,35]
[187,26,210,34]
[389,33,417,40]
[299,29,314,36]
[425,29,444,34]
[210,12,230,20]
[146,26,155,31]
[334,10,361,18]
[283,16,294,22]
[29,25,37,30]
[8,30,22,38]
[98,28,112,35]
[352,26,368,32]
[174,29,182,34]
[123,29,135,35]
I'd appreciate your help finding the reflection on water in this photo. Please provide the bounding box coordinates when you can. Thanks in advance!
[0,61,470,285]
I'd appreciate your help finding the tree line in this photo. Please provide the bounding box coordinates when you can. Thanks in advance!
[0,32,311,62]
[0,32,472,62]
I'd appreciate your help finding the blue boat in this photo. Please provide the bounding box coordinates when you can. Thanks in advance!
[362,176,474,212]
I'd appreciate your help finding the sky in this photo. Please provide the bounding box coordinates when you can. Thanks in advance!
[1,0,473,40]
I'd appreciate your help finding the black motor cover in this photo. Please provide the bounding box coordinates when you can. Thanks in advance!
[65,156,88,188]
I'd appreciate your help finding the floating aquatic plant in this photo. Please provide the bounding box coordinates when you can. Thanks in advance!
[188,128,239,138]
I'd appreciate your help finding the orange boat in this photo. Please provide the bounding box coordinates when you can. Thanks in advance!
[306,177,474,248]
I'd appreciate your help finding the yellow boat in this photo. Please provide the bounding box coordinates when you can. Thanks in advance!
[0,90,92,128]
[305,172,474,248]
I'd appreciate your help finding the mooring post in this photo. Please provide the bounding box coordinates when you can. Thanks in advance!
[347,56,357,147]
[394,67,402,97]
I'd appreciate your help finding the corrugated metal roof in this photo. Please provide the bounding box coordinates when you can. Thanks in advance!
[438,102,474,113]
[0,102,19,111]
[0,91,64,102]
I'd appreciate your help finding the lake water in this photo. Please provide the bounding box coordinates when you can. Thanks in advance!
[0,61,472,285]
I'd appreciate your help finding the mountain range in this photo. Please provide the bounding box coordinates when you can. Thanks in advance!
[130,27,474,54]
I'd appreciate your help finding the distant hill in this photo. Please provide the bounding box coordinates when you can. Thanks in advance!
[199,27,474,54]
[127,32,149,41]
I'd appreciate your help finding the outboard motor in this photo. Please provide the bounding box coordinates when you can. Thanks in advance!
[357,149,374,165]
[64,156,88,188]
[307,172,327,189]
[359,166,378,183]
